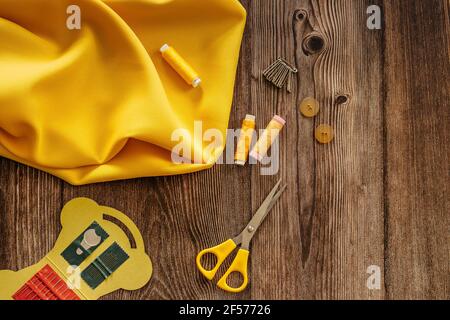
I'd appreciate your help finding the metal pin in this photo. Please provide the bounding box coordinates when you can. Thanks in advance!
[262,58,280,73]
[286,72,292,92]
[269,65,280,83]
[276,66,289,88]
[280,58,297,73]
[265,67,280,81]
[273,69,285,87]
[263,58,298,91]
[267,63,284,81]
[277,67,289,88]
[270,64,285,84]
[263,59,282,78]
[263,59,281,76]
[264,65,275,80]
[274,70,285,88]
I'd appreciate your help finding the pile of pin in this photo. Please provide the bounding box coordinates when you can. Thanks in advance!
[262,58,298,93]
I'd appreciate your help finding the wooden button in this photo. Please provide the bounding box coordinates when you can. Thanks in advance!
[315,124,334,143]
[300,97,319,117]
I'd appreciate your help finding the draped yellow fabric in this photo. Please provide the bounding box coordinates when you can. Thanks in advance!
[0,0,246,185]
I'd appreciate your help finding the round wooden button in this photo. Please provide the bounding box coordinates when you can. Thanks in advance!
[315,124,334,143]
[300,97,319,117]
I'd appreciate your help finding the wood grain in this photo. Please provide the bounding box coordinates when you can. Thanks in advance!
[383,0,449,299]
[291,0,385,299]
[0,0,448,300]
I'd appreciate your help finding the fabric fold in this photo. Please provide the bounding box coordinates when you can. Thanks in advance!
[0,0,246,184]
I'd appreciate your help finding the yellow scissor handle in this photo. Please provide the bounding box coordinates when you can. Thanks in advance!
[196,239,237,280]
[217,249,249,293]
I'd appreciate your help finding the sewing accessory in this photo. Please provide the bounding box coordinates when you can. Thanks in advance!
[0,198,152,300]
[13,265,80,300]
[262,59,281,77]
[286,72,293,93]
[82,242,129,289]
[235,114,256,166]
[160,44,201,88]
[249,115,286,162]
[262,58,297,92]
[196,179,287,293]
[315,124,334,144]
[300,97,320,118]
[62,221,109,266]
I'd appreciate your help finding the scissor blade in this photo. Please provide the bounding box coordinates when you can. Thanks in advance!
[266,184,287,213]
[253,179,282,220]
[240,179,284,249]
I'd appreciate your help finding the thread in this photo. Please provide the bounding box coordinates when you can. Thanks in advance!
[160,44,201,88]
[235,114,256,165]
[250,115,286,162]
[13,265,80,300]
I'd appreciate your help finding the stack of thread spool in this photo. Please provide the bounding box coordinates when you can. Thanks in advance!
[262,58,297,93]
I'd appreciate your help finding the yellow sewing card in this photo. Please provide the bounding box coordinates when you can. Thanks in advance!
[0,198,152,300]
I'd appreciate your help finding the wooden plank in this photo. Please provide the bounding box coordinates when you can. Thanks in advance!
[248,0,303,299]
[0,0,448,301]
[383,0,450,300]
[0,160,62,272]
[248,0,385,299]
[297,0,385,299]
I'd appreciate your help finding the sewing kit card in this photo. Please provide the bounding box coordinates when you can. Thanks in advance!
[0,198,152,300]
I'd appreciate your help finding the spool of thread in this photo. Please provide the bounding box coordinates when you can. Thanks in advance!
[250,115,286,162]
[235,114,256,166]
[160,44,201,88]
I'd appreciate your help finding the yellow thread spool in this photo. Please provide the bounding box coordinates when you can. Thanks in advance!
[235,114,256,166]
[250,115,286,162]
[160,44,201,88]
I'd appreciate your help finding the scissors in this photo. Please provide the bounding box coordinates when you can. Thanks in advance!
[196,179,286,293]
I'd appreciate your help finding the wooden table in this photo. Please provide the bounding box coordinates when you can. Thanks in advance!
[0,0,448,300]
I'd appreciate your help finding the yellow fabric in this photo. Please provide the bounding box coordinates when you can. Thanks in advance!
[0,0,246,185]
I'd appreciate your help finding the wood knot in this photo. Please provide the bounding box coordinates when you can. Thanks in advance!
[294,9,308,22]
[335,94,351,105]
[302,32,325,55]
